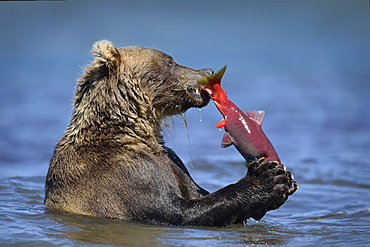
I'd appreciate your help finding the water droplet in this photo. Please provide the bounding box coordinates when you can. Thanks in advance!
[199,108,202,122]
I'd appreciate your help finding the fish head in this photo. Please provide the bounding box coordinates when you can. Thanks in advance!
[197,65,227,88]
[197,65,227,101]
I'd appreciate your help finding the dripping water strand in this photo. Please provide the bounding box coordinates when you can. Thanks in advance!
[178,112,193,168]
[161,116,175,140]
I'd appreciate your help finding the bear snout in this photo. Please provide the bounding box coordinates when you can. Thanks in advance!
[204,68,214,76]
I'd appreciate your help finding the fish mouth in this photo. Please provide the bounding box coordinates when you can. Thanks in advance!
[202,87,213,97]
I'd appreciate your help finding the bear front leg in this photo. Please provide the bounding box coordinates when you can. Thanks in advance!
[180,158,297,226]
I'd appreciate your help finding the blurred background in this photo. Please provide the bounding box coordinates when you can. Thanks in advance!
[1,0,369,178]
[1,1,370,246]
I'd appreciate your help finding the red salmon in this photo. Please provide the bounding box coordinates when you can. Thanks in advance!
[198,65,281,164]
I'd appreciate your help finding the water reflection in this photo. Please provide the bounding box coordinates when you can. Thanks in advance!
[46,211,294,246]
[47,213,166,246]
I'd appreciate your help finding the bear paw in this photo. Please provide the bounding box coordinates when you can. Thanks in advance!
[246,158,298,220]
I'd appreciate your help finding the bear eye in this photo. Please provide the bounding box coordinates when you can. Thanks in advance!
[166,58,174,66]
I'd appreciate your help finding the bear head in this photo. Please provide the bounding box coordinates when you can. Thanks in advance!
[69,40,213,145]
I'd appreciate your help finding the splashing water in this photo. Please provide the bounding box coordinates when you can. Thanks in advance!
[178,112,193,167]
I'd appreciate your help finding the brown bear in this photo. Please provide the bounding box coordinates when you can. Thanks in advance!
[44,40,297,226]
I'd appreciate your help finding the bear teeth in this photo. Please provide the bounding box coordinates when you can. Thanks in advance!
[194,87,201,95]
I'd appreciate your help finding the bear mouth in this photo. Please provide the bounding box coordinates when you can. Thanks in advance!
[188,85,204,97]
[187,85,208,100]
[182,84,210,110]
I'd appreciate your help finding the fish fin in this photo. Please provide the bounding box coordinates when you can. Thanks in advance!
[221,132,234,148]
[246,110,265,126]
[216,119,226,128]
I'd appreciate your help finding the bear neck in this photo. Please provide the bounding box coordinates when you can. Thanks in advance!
[62,76,164,153]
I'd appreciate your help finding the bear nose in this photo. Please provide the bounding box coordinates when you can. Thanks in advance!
[204,68,214,75]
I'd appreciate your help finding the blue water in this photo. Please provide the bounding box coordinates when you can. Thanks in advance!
[1,0,370,246]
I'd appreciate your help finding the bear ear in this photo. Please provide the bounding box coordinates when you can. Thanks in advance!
[91,40,121,65]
